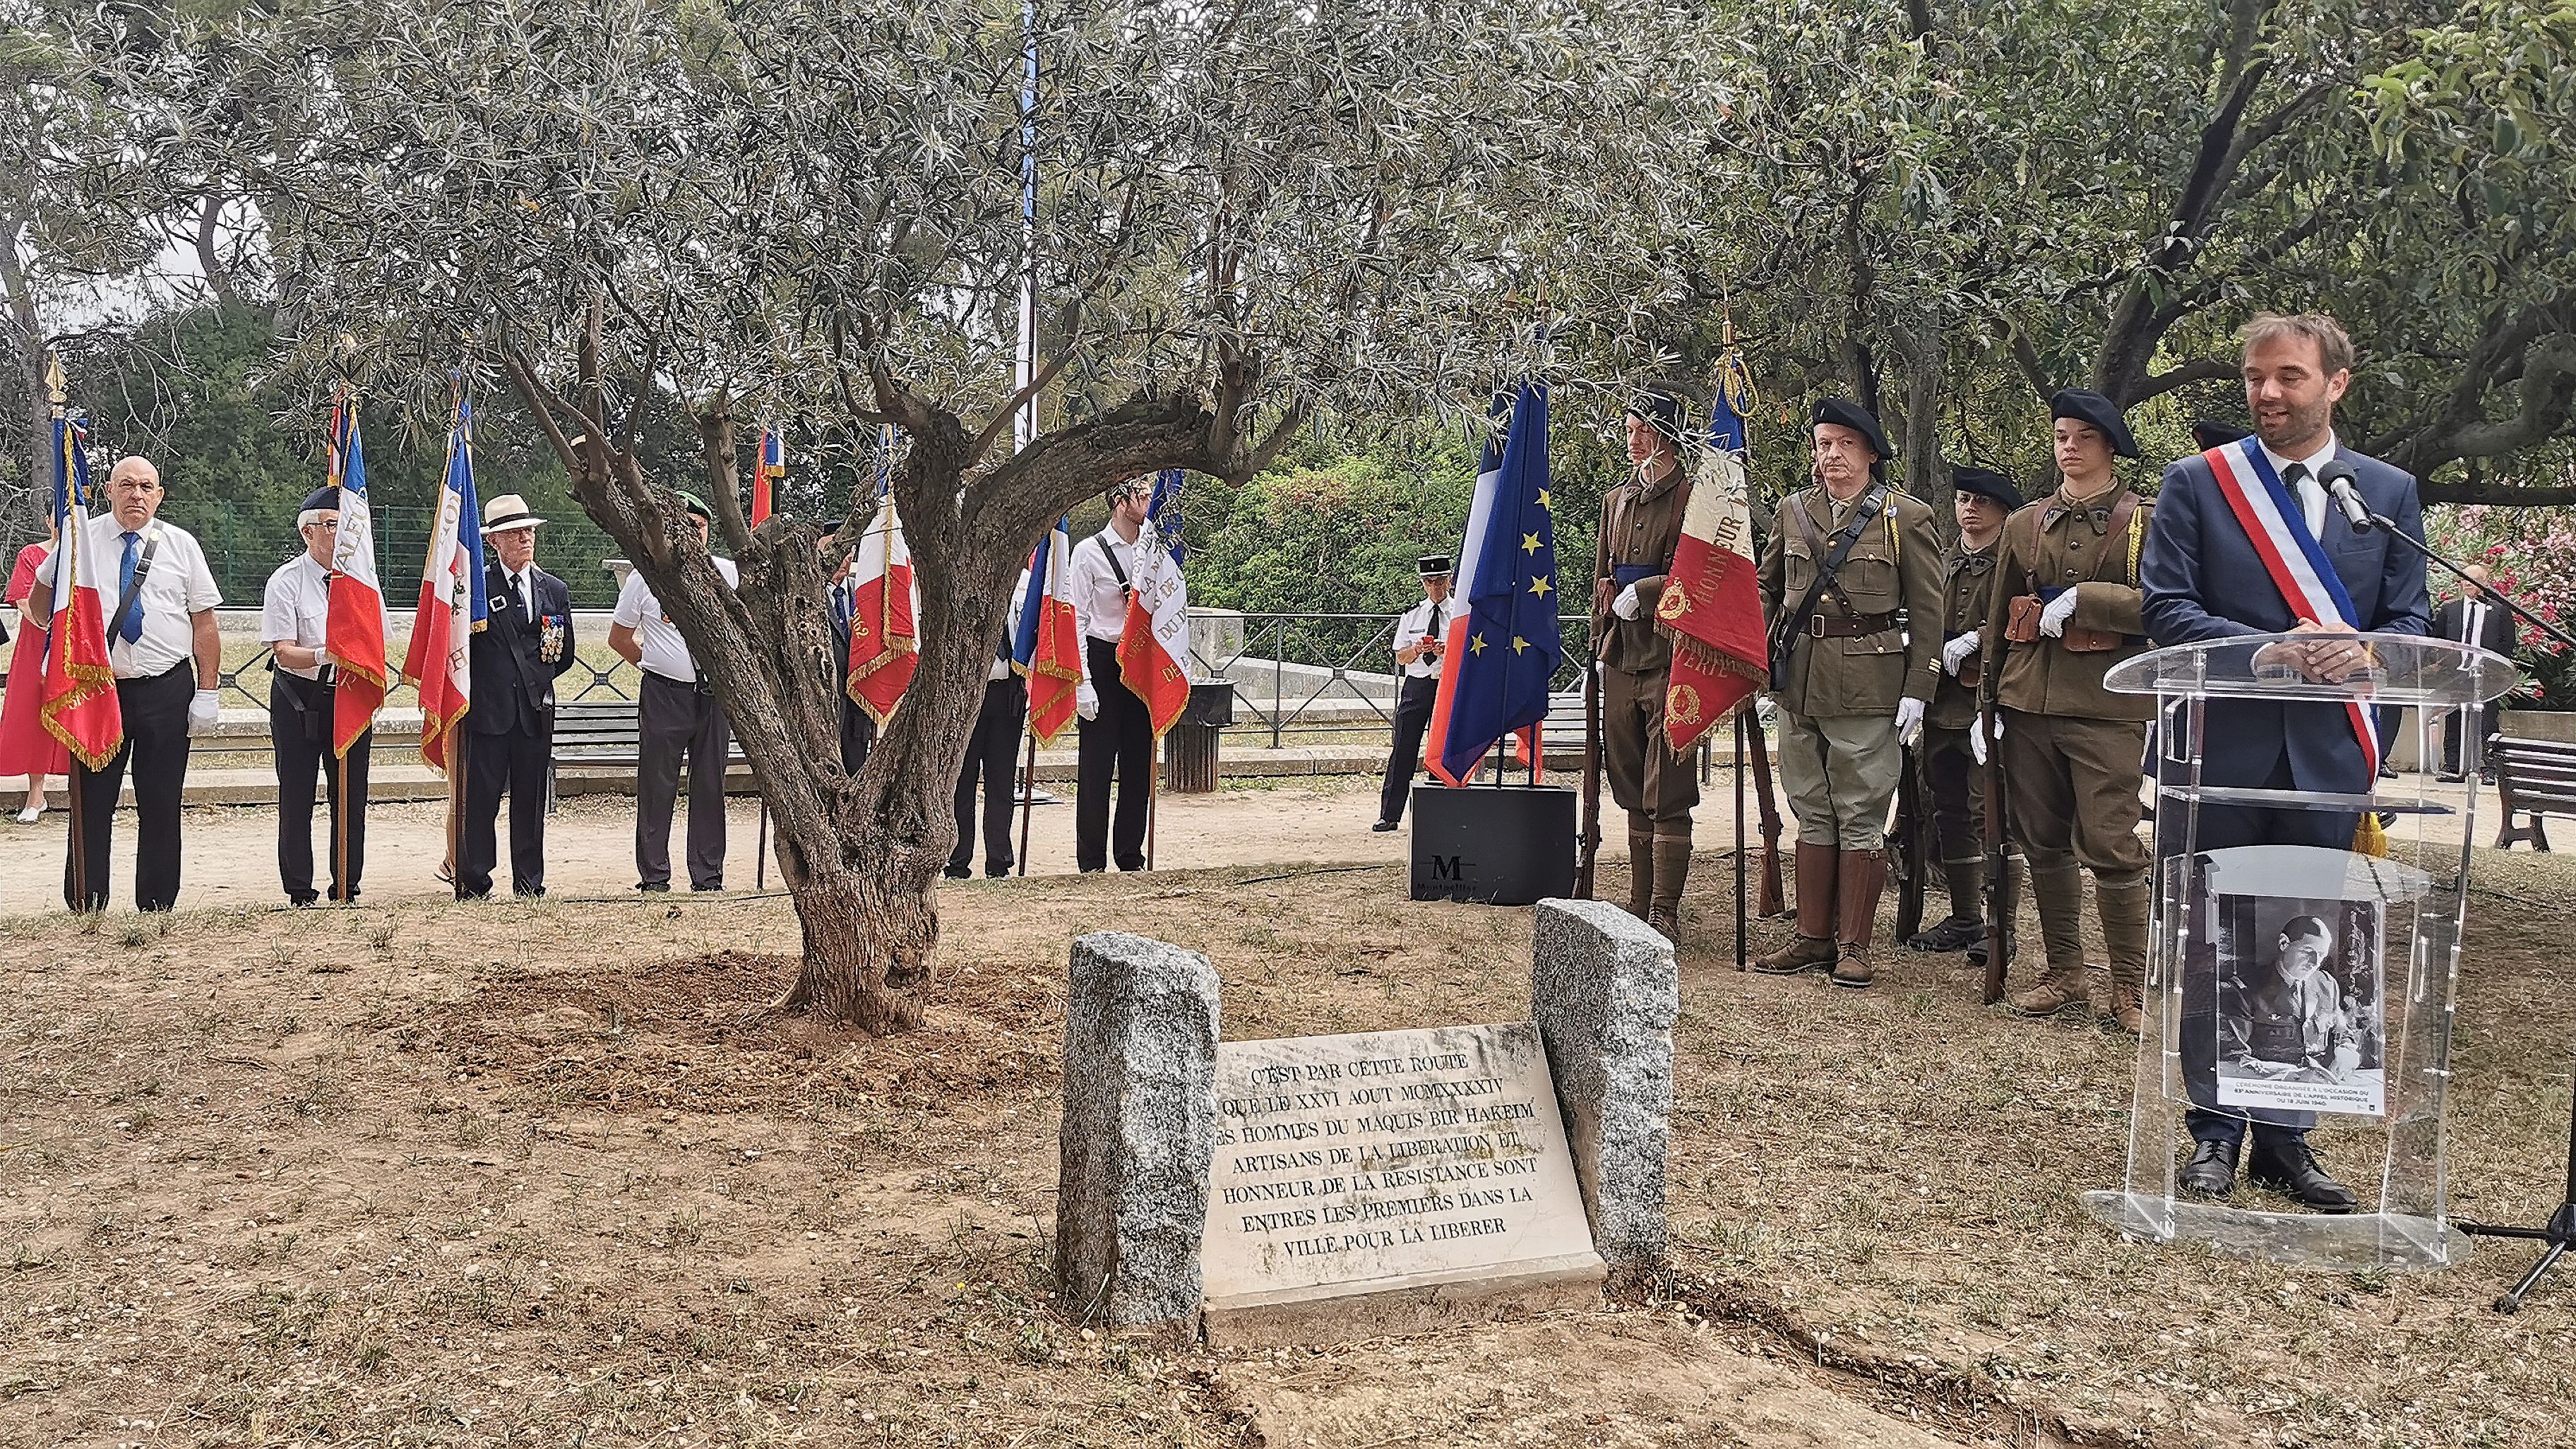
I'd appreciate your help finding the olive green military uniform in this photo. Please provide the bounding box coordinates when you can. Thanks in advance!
[1752,483,1944,979]
[1592,459,1698,929]
[1909,536,2019,951]
[1981,484,2155,1027]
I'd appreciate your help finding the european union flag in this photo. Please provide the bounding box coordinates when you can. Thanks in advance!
[1426,381,1561,785]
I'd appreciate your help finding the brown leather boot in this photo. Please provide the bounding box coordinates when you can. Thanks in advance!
[1623,824,1655,920]
[1647,833,1692,942]
[1751,842,1838,974]
[1831,847,1887,989]
[2095,869,2151,1034]
[2004,859,2090,1018]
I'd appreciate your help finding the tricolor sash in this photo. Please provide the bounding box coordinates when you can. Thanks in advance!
[2200,439,2380,777]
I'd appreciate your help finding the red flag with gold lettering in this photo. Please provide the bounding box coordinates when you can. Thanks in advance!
[1657,357,1767,751]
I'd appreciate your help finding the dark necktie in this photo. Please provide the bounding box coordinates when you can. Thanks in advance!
[2283,462,2315,532]
[508,571,527,624]
[118,531,143,644]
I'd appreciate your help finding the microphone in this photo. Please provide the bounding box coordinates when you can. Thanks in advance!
[2320,459,2373,532]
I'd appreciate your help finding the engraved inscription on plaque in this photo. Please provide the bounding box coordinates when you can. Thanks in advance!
[1198,1021,1603,1313]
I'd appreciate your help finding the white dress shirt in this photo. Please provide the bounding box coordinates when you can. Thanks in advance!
[1067,528,1139,645]
[496,562,545,624]
[989,569,1033,681]
[612,556,740,682]
[1394,597,1452,679]
[2258,430,2339,541]
[261,552,395,681]
[42,513,221,679]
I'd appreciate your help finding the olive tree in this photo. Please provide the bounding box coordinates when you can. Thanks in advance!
[224,0,1702,1031]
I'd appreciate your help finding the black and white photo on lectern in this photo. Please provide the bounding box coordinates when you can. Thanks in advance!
[2213,893,2386,1117]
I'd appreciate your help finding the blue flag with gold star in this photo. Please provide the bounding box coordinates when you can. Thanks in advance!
[1425,381,1561,785]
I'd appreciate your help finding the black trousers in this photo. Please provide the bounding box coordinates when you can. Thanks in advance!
[64,664,193,912]
[461,726,551,898]
[840,695,878,774]
[637,672,732,890]
[1075,637,1153,872]
[2162,751,2359,1154]
[271,676,371,903]
[953,676,1027,876]
[1378,674,1438,824]
[2440,703,2498,776]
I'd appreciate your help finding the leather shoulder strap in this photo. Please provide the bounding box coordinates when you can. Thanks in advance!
[2095,490,2143,586]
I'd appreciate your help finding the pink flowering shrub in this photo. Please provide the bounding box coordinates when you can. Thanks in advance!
[2426,504,2576,705]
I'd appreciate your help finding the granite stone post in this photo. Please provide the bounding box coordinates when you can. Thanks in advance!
[1530,898,1677,1273]
[1054,931,1220,1333]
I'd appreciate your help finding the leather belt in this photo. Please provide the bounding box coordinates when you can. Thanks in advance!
[1808,610,1898,638]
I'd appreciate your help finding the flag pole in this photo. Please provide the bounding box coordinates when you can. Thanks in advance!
[1015,720,1037,877]
[448,733,466,902]
[1145,736,1159,871]
[47,359,93,914]
[1733,709,1749,971]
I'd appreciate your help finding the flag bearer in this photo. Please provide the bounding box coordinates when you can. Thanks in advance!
[1068,478,1156,872]
[1591,387,1699,938]
[262,484,390,905]
[460,494,575,898]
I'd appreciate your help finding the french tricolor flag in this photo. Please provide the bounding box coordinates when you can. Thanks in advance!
[402,393,486,773]
[325,402,389,757]
[1013,517,1083,744]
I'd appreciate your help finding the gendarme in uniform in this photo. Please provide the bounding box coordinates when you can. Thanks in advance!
[1590,388,1699,938]
[1752,399,1943,988]
[1981,389,2155,1031]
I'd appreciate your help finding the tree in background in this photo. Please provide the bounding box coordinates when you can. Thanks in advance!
[207,0,1699,1033]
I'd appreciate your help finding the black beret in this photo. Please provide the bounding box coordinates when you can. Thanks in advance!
[1949,465,2023,512]
[1625,386,1689,444]
[1810,398,1889,463]
[1417,554,1453,577]
[299,485,341,515]
[675,490,713,520]
[2050,388,2140,458]
[2191,420,2250,453]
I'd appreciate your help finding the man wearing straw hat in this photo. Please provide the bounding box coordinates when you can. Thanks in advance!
[459,493,574,898]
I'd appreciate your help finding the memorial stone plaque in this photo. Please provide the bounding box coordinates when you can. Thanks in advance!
[1198,1020,1605,1344]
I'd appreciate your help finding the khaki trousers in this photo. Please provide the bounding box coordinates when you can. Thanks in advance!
[1777,708,1901,850]
[1998,709,2149,874]
[1603,665,1698,825]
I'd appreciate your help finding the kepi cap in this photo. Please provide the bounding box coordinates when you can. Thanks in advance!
[2050,388,2140,458]
[1949,465,2023,512]
[483,494,545,533]
[1417,554,1453,577]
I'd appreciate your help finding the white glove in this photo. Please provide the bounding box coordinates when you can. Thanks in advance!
[1940,631,1981,676]
[1969,712,2004,765]
[1077,683,1099,722]
[1895,696,1924,746]
[189,688,221,735]
[2039,588,2081,638]
[1611,583,1642,621]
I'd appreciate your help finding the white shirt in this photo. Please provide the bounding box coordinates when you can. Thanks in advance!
[1067,528,1139,644]
[1394,596,1453,679]
[261,552,395,681]
[495,562,544,624]
[2258,430,2339,542]
[989,569,1033,681]
[612,556,739,682]
[41,513,220,679]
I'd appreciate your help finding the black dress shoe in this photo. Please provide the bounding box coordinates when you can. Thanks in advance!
[2249,1140,2360,1214]
[1371,819,1400,833]
[941,864,972,880]
[636,881,671,893]
[2181,1140,2238,1200]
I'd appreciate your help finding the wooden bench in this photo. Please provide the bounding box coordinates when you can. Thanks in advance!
[2491,734,2576,849]
[551,699,650,770]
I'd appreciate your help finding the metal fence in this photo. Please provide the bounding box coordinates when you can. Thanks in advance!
[205,609,645,712]
[1188,611,1594,748]
[181,511,630,612]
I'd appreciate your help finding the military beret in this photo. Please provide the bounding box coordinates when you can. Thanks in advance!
[676,490,713,520]
[298,486,340,524]
[1949,465,2023,512]
[2050,388,2140,458]
[2191,420,2250,453]
[1417,554,1453,577]
[1810,398,1890,463]
[1625,386,1689,445]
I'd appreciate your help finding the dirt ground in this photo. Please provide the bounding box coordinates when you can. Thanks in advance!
[2,790,2573,1448]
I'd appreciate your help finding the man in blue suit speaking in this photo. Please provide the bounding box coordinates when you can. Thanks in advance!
[2139,311,2431,1212]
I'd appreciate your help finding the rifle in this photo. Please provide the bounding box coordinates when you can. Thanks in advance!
[1743,719,1787,918]
[1890,737,1927,946]
[1576,654,1603,899]
[1976,698,2015,1006]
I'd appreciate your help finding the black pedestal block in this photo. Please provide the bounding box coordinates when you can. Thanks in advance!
[1408,782,1576,905]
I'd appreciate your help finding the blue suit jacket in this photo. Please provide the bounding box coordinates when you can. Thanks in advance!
[2139,444,2430,794]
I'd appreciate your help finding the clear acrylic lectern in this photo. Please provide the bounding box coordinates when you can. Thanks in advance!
[2082,631,2520,1272]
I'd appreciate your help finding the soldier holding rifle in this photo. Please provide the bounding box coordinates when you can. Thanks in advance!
[1751,400,1943,988]
[1908,465,2023,960]
[1979,390,2156,1031]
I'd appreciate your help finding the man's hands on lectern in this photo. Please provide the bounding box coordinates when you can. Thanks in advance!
[2254,619,2371,684]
